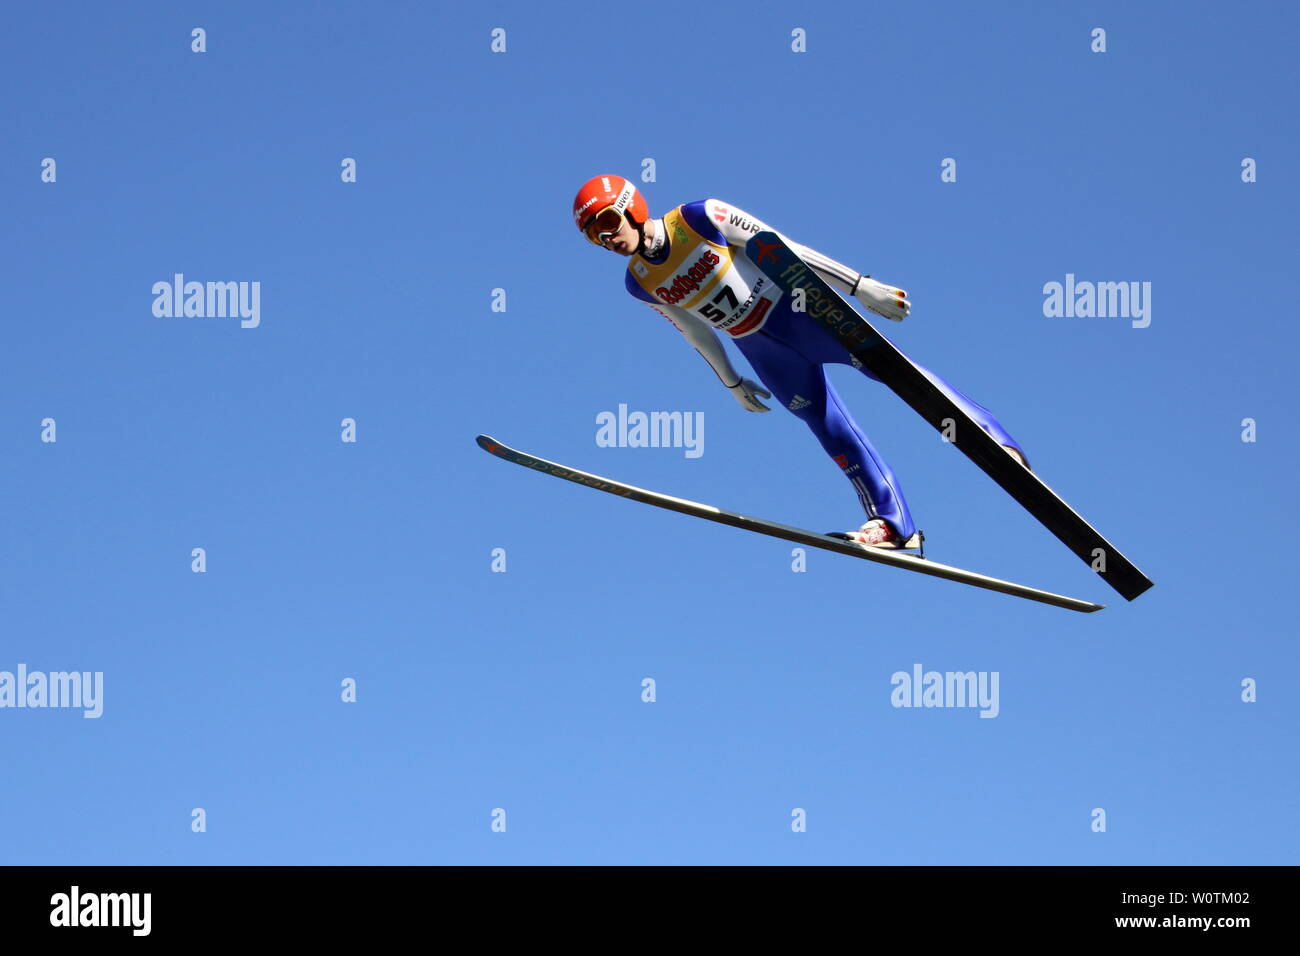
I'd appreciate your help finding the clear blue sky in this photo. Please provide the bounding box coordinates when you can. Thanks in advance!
[2,1,1296,865]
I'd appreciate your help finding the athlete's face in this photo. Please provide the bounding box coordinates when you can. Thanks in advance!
[594,212,640,256]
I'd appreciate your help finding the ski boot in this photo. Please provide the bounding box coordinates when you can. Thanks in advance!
[1003,445,1031,471]
[827,519,925,554]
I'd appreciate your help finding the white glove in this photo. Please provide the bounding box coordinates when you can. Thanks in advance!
[726,377,771,412]
[853,276,911,322]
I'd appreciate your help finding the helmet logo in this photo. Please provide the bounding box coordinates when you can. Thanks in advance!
[612,181,635,216]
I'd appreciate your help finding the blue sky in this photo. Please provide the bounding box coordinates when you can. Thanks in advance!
[2,0,1296,864]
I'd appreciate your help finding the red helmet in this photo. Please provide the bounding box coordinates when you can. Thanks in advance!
[572,174,650,244]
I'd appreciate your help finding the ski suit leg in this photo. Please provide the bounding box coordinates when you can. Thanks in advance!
[734,329,917,538]
[910,362,1027,461]
[770,312,1028,463]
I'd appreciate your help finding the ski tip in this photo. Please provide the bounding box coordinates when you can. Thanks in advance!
[476,434,503,454]
[1120,579,1155,602]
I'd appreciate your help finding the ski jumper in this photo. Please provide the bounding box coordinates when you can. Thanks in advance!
[624,199,1025,539]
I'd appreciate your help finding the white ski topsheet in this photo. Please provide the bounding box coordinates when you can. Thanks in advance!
[477,435,1104,614]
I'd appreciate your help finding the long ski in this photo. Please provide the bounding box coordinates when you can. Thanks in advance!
[477,434,1104,614]
[745,231,1153,602]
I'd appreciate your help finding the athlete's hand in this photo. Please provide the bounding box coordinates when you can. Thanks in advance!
[727,378,772,412]
[853,276,911,322]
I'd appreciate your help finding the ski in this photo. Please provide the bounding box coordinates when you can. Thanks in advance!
[745,231,1153,602]
[477,434,1104,614]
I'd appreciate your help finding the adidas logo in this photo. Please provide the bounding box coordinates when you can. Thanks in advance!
[787,394,811,411]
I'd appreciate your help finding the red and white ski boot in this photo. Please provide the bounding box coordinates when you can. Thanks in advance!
[1003,445,1031,470]
[828,519,924,552]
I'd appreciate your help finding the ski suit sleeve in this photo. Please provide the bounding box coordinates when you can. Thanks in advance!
[702,198,862,295]
[640,299,744,387]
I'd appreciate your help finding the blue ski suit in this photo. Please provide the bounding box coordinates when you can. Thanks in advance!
[624,199,1024,539]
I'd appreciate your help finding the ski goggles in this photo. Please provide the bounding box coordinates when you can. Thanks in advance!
[583,207,626,245]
